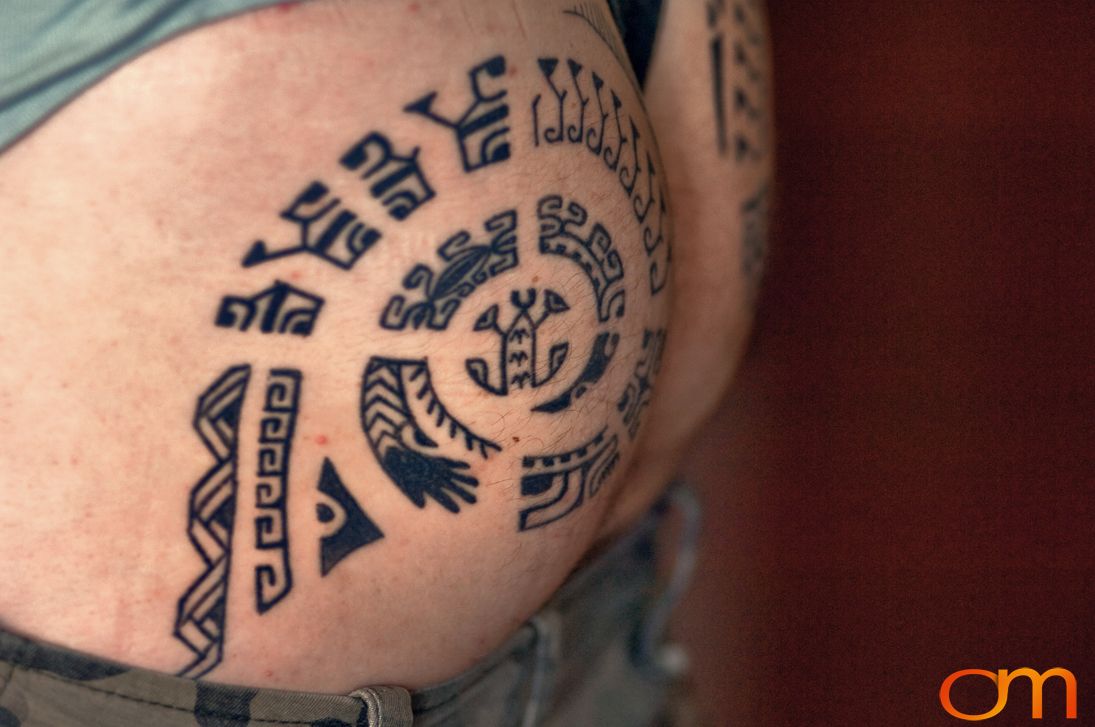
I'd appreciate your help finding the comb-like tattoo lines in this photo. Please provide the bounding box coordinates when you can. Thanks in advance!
[706,0,770,162]
[362,357,500,513]
[531,58,671,294]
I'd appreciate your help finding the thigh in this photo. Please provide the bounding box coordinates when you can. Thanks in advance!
[610,0,774,530]
[0,0,672,691]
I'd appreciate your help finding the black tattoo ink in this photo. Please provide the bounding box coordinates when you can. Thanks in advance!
[532,59,671,294]
[243,181,381,270]
[563,2,641,95]
[617,328,666,439]
[710,31,728,155]
[537,194,625,321]
[339,131,435,220]
[518,428,620,531]
[215,280,324,337]
[707,1,770,161]
[533,331,619,413]
[381,210,517,331]
[466,289,570,396]
[316,458,384,576]
[175,365,250,679]
[362,358,499,513]
[254,369,300,614]
[405,55,511,172]
[741,181,770,305]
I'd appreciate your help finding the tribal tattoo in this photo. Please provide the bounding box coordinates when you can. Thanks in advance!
[243,181,382,270]
[339,131,436,221]
[537,194,626,322]
[253,369,301,614]
[518,427,620,531]
[531,58,671,294]
[405,55,512,173]
[466,288,571,396]
[175,365,250,678]
[617,328,666,439]
[362,357,500,513]
[706,0,770,161]
[316,458,384,577]
[216,280,324,337]
[533,331,619,414]
[381,210,518,331]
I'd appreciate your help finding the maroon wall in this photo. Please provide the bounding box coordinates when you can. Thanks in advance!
[676,1,1095,724]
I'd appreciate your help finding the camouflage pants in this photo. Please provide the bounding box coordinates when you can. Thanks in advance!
[0,488,698,727]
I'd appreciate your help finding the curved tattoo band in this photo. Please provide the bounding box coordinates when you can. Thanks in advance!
[518,427,620,531]
[533,331,620,413]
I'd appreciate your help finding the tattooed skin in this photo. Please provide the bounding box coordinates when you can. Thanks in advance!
[175,366,250,678]
[316,458,384,576]
[216,281,324,337]
[253,369,301,614]
[405,56,512,173]
[172,37,669,682]
[518,428,620,531]
[706,0,771,162]
[531,58,672,294]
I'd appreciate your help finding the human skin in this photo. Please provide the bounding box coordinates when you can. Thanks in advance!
[0,0,771,691]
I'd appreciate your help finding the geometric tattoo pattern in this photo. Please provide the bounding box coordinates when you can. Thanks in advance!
[215,280,324,337]
[317,458,384,577]
[175,365,250,679]
[533,331,620,413]
[404,55,512,173]
[617,328,666,439]
[518,427,620,531]
[537,194,625,322]
[254,369,301,614]
[242,181,382,271]
[362,357,500,513]
[466,288,571,396]
[531,60,671,295]
[707,0,769,162]
[380,210,518,331]
[339,131,436,221]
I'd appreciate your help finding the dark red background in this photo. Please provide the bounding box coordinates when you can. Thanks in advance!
[675,1,1095,724]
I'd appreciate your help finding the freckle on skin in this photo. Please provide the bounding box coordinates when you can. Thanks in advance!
[512,436,520,443]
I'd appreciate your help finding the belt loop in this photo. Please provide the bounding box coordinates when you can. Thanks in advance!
[521,610,563,727]
[349,685,414,727]
[634,483,701,679]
